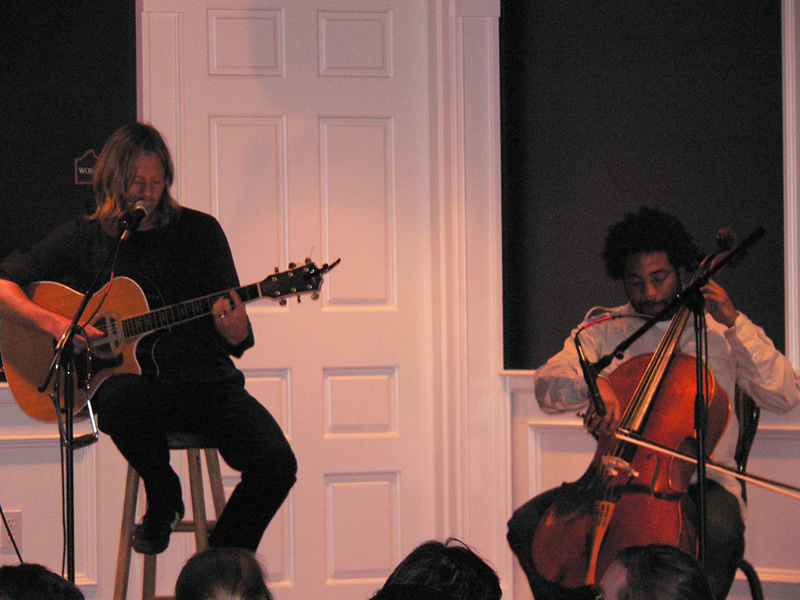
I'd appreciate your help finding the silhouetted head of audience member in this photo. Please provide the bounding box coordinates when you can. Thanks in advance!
[371,538,502,600]
[598,544,713,600]
[371,583,458,600]
[0,563,84,600]
[174,547,273,600]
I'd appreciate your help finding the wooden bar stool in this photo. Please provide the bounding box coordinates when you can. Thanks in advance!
[113,432,227,600]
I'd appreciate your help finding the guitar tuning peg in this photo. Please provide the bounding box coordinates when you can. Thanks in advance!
[311,292,319,301]
[289,262,297,269]
[297,295,302,303]
[305,257,312,264]
[279,298,287,306]
[274,267,280,273]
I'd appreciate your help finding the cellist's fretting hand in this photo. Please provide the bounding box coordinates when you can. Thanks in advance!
[700,279,738,328]
[583,377,622,436]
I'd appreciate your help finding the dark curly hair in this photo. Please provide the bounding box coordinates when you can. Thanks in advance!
[0,563,84,600]
[375,538,501,600]
[613,544,713,600]
[602,207,701,280]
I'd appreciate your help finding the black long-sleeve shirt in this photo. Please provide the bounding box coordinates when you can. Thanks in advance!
[0,207,254,385]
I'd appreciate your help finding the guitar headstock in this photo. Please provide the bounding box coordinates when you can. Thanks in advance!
[259,258,341,303]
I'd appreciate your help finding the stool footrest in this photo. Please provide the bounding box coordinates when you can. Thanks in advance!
[173,520,217,533]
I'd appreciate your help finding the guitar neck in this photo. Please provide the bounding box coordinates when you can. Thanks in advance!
[116,259,332,339]
[121,283,260,338]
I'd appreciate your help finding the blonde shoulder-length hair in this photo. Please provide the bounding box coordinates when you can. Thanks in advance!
[89,122,181,235]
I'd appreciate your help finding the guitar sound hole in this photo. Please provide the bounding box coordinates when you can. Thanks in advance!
[91,314,124,358]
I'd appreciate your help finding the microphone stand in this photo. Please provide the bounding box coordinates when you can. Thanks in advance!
[37,215,136,582]
[587,225,764,569]
[683,286,710,567]
[575,329,607,418]
[38,308,93,582]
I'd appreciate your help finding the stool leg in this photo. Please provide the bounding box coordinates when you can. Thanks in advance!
[187,448,210,551]
[142,554,157,600]
[113,465,141,600]
[115,443,223,599]
[204,448,226,520]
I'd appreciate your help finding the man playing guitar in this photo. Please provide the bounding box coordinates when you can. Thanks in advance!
[0,122,297,555]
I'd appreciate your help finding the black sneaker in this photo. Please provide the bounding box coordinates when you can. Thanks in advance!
[133,503,184,555]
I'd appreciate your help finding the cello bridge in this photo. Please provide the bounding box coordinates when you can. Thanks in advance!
[600,455,639,481]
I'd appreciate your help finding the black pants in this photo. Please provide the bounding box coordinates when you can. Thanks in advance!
[96,373,297,551]
[507,480,744,600]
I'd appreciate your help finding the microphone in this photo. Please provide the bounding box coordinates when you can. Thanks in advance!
[121,202,148,240]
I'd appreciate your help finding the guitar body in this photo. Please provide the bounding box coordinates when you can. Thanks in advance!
[0,258,338,422]
[0,277,150,422]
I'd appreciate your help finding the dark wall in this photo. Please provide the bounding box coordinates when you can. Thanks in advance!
[0,2,137,260]
[0,2,137,380]
[501,2,784,369]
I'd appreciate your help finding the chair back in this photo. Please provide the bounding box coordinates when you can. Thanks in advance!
[733,388,764,600]
[734,387,761,503]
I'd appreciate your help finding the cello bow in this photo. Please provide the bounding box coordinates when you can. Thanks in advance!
[614,428,800,500]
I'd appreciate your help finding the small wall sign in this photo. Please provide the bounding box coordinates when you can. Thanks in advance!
[74,149,98,185]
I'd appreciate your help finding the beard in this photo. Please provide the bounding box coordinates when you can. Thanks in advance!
[631,297,679,321]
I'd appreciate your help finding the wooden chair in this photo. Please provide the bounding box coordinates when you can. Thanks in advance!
[113,432,226,600]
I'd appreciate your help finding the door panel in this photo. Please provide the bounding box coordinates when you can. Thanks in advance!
[141,2,435,597]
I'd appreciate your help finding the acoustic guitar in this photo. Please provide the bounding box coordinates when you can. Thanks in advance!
[0,259,338,422]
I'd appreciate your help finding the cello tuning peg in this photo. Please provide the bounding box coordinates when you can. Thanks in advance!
[716,227,738,250]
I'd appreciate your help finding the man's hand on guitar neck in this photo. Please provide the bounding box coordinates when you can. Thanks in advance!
[212,290,249,346]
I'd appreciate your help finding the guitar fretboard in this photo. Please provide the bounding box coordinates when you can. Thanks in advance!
[121,283,261,338]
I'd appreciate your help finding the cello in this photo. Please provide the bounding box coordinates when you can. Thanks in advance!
[530,239,738,588]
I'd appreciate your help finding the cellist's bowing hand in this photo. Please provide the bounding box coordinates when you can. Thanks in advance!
[700,279,738,328]
[583,376,622,437]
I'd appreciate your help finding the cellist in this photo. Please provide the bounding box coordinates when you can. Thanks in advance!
[507,207,800,600]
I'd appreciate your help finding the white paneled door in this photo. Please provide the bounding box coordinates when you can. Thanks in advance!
[141,2,436,598]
